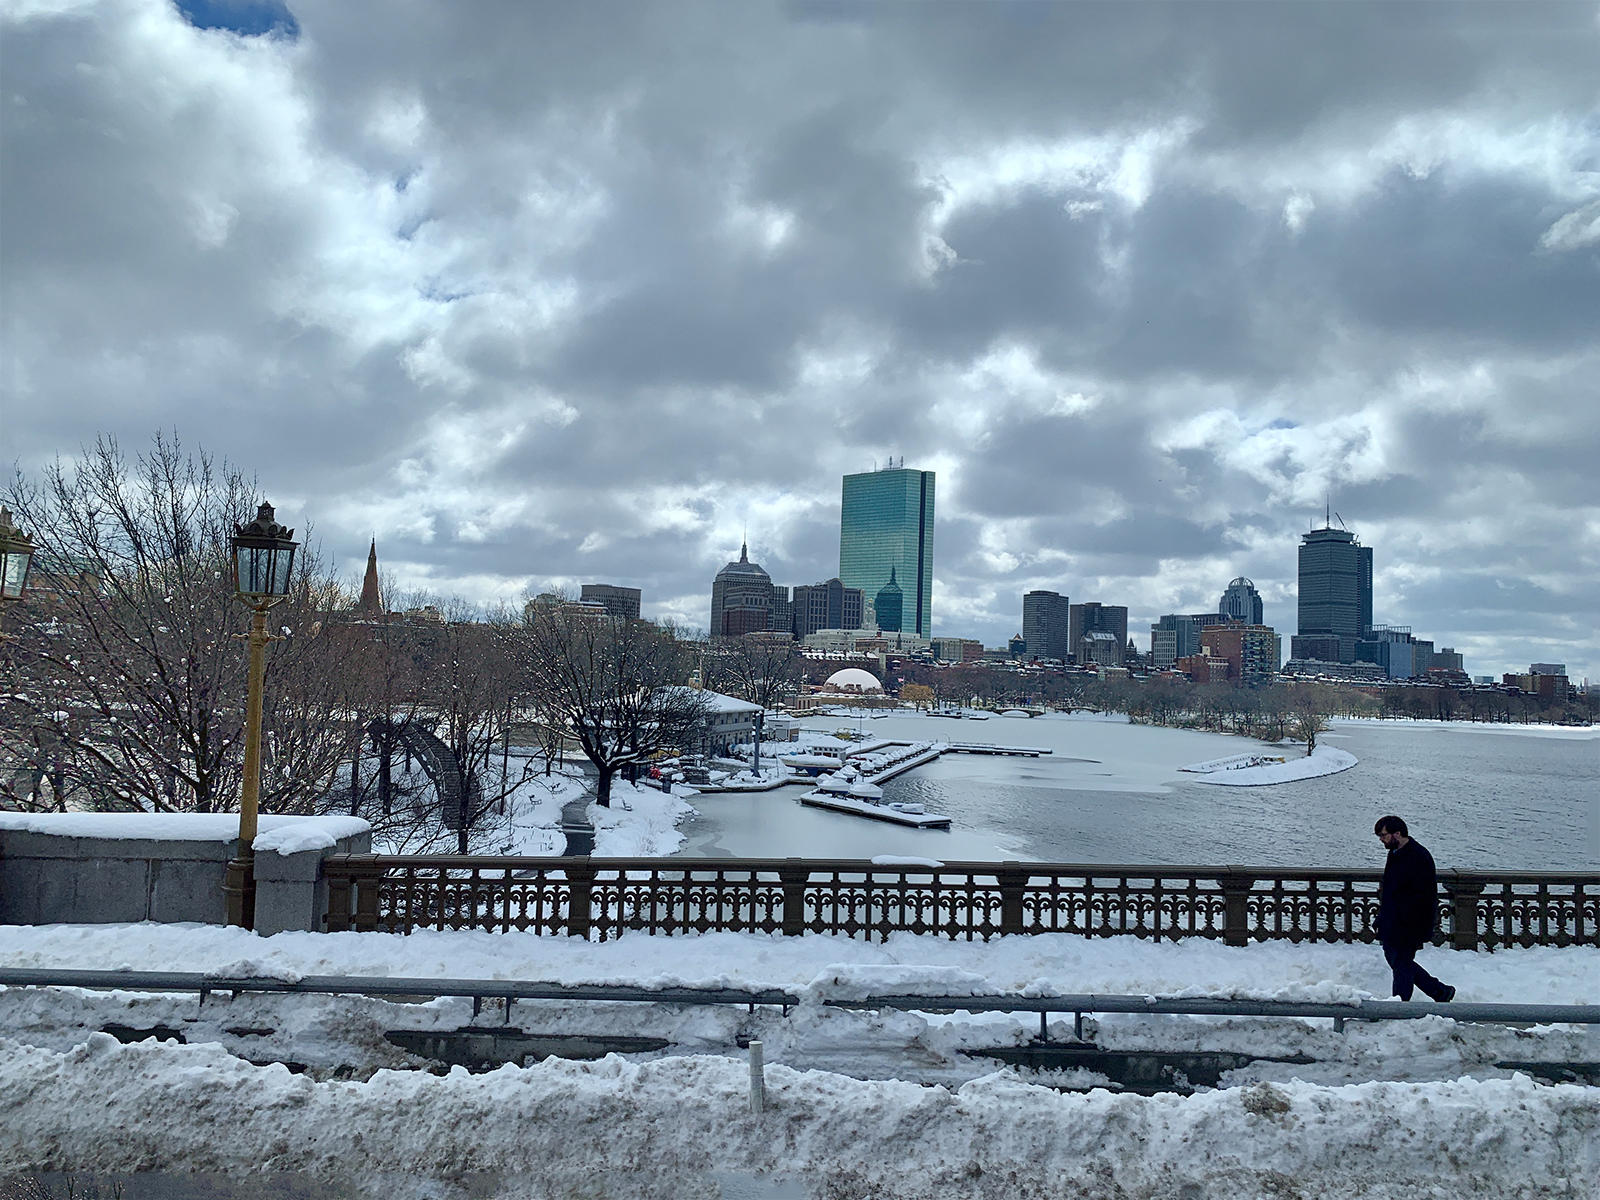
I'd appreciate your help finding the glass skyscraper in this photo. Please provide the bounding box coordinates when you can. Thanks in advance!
[839,467,935,638]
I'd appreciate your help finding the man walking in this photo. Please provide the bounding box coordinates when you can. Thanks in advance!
[1374,815,1456,1002]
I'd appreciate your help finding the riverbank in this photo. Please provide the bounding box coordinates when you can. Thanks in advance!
[1331,715,1596,738]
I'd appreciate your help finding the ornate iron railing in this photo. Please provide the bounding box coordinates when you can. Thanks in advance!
[322,857,1598,950]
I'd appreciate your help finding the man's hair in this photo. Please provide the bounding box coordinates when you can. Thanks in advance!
[1374,815,1409,836]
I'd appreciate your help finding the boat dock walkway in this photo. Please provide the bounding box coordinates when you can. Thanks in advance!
[943,742,1050,757]
[840,739,1051,769]
[797,791,952,828]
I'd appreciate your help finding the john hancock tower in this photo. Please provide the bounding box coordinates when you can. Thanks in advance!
[839,464,935,638]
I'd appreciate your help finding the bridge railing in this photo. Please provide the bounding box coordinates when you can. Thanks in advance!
[322,856,1597,950]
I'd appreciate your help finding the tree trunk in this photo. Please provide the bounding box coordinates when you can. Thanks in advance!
[379,732,393,816]
[595,765,613,808]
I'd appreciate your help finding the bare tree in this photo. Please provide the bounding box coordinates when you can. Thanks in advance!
[515,603,709,806]
[425,603,532,852]
[1,435,360,814]
[703,633,804,709]
[1286,683,1334,754]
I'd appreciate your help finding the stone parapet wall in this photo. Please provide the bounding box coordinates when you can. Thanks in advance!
[0,814,371,935]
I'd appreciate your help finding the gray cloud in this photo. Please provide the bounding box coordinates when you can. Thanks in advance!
[2,0,1597,681]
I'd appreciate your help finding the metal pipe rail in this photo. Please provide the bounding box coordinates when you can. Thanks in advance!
[0,968,796,1013]
[825,993,1600,1040]
[1,968,1594,1036]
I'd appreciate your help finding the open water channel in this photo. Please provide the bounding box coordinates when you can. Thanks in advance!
[675,713,1597,871]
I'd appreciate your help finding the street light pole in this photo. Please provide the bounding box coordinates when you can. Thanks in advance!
[224,600,273,928]
[0,507,35,639]
[224,502,299,931]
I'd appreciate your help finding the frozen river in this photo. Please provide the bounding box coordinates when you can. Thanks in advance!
[675,713,1597,870]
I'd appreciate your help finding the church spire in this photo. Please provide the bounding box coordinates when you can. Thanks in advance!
[359,537,382,614]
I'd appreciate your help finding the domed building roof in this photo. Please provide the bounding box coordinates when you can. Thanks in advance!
[825,667,883,692]
[1227,576,1255,588]
[715,541,770,580]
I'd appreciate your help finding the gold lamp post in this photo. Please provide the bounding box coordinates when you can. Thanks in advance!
[0,507,35,641]
[223,501,299,929]
[0,507,34,607]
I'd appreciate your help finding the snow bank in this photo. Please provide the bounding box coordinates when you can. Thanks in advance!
[589,784,696,857]
[0,812,370,855]
[0,1034,1590,1199]
[1187,744,1358,786]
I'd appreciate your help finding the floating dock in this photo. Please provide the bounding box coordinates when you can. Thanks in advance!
[943,742,1050,757]
[798,791,952,828]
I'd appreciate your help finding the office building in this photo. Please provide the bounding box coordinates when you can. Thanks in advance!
[709,541,774,637]
[1078,630,1124,669]
[931,636,983,662]
[1200,622,1281,687]
[1022,590,1070,660]
[1176,652,1231,685]
[1069,602,1128,665]
[792,578,864,638]
[1434,647,1464,673]
[1281,658,1387,683]
[1355,625,1427,679]
[1294,523,1372,663]
[769,586,793,638]
[874,568,904,633]
[1150,612,1230,670]
[1218,577,1264,626]
[579,583,641,621]
[839,465,935,639]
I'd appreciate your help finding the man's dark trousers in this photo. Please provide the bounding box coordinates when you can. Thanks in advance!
[1382,940,1450,1001]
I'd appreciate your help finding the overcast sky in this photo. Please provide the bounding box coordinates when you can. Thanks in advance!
[3,0,1597,681]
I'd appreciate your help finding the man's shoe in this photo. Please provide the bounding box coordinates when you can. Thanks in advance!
[1439,986,1456,1003]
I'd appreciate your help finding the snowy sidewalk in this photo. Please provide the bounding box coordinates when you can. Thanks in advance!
[0,922,1590,1007]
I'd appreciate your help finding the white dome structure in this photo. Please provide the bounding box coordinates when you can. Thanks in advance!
[824,667,883,692]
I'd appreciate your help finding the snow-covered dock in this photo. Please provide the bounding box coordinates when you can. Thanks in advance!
[798,790,952,828]
[943,741,1051,757]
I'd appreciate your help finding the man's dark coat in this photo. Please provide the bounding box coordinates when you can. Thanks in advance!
[1377,838,1439,949]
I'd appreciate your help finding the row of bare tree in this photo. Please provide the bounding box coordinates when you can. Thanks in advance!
[0,437,711,850]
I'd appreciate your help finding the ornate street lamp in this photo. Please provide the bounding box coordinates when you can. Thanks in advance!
[223,502,299,929]
[0,506,35,609]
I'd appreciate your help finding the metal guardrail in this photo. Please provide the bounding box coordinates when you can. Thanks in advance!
[2,968,1594,1036]
[0,968,793,1011]
[321,854,1600,949]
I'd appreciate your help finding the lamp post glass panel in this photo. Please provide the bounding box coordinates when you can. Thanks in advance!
[0,506,35,606]
[224,502,299,929]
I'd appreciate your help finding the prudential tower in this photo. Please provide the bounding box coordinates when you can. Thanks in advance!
[839,464,935,638]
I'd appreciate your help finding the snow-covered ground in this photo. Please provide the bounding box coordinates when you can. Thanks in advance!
[0,923,1594,1198]
[1183,743,1359,786]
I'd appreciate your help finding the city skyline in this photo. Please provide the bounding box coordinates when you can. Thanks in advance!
[2,1,1595,683]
